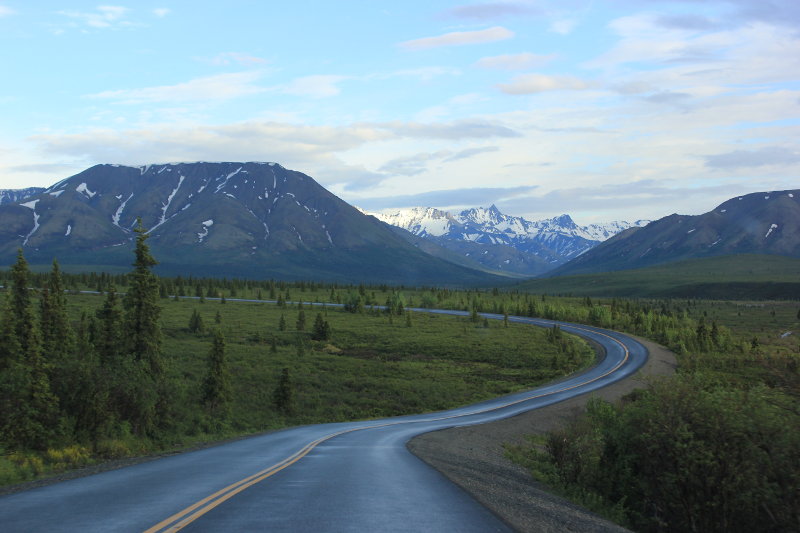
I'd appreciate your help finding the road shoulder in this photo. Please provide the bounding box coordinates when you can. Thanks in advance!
[407,336,676,533]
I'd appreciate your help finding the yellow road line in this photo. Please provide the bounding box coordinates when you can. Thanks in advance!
[145,321,634,532]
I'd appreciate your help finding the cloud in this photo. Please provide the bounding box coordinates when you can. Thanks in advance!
[550,19,577,35]
[0,5,15,17]
[444,2,541,20]
[9,163,80,175]
[153,8,170,18]
[475,52,555,70]
[497,73,593,94]
[654,14,719,31]
[88,71,266,104]
[399,26,514,51]
[377,146,499,176]
[355,185,538,211]
[378,151,452,176]
[375,119,521,139]
[207,52,268,67]
[704,146,800,169]
[644,91,692,106]
[58,5,131,29]
[444,146,499,162]
[281,75,349,98]
[495,180,739,220]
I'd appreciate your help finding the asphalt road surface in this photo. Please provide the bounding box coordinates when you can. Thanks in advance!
[0,312,648,532]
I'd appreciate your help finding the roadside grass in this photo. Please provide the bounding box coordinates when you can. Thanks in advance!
[1,291,593,488]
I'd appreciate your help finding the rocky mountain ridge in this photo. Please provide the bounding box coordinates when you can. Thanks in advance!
[372,205,649,276]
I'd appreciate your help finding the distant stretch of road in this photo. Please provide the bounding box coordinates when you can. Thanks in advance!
[0,309,648,532]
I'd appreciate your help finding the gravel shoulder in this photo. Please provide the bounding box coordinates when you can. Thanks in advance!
[407,336,677,533]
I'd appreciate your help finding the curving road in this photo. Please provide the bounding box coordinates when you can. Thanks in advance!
[0,311,648,532]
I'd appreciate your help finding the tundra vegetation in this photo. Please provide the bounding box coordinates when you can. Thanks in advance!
[0,247,797,532]
[0,246,593,487]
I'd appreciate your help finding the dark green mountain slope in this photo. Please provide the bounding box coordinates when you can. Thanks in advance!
[548,189,800,278]
[0,162,503,285]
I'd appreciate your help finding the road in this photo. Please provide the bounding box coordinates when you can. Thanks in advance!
[0,312,648,532]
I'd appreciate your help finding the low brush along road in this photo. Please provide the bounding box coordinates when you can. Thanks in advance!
[0,309,648,532]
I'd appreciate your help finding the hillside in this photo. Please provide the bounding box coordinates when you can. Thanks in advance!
[0,162,503,285]
[516,254,800,298]
[372,205,648,276]
[548,190,800,278]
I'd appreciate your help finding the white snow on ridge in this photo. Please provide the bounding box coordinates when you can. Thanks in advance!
[197,220,214,243]
[65,225,72,236]
[76,183,97,198]
[215,167,243,193]
[765,223,778,238]
[113,193,134,228]
[22,211,40,246]
[49,190,64,198]
[372,206,649,243]
[21,199,39,210]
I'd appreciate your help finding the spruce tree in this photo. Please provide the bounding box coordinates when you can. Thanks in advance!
[203,329,231,419]
[122,219,165,433]
[296,309,306,331]
[273,367,293,414]
[4,252,60,449]
[95,287,123,366]
[124,219,163,379]
[311,313,331,341]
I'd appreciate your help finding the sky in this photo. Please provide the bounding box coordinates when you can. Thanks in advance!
[0,1,798,224]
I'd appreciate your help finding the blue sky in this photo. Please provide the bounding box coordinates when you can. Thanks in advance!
[1,1,798,223]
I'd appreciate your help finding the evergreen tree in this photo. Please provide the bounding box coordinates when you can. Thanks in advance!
[270,336,278,354]
[3,253,61,449]
[121,219,165,434]
[188,309,205,334]
[296,310,306,331]
[273,367,293,414]
[202,329,231,419]
[40,260,74,375]
[215,310,222,324]
[95,287,123,366]
[311,313,331,341]
[124,219,163,379]
[279,314,287,331]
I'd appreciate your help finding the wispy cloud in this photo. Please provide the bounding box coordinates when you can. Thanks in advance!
[375,119,521,139]
[444,2,541,20]
[497,73,593,94]
[399,26,514,51]
[704,146,800,169]
[356,185,538,211]
[0,5,15,17]
[58,5,131,29]
[550,19,577,35]
[281,75,349,98]
[205,52,267,67]
[88,71,266,104]
[378,146,499,176]
[475,52,554,70]
[153,7,170,18]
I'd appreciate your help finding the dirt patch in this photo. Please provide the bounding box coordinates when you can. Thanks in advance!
[408,336,676,533]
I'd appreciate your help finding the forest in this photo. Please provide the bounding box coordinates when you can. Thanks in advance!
[0,227,798,531]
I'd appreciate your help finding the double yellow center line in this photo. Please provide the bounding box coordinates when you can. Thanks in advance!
[145,323,633,532]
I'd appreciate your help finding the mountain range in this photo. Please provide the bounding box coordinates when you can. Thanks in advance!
[0,162,502,284]
[371,206,649,276]
[0,162,797,285]
[549,189,800,277]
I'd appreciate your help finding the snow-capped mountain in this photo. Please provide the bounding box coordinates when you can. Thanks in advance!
[549,189,800,277]
[372,205,650,276]
[0,187,44,206]
[0,162,501,284]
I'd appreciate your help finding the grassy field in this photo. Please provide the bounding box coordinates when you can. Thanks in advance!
[0,289,593,487]
[514,254,800,298]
